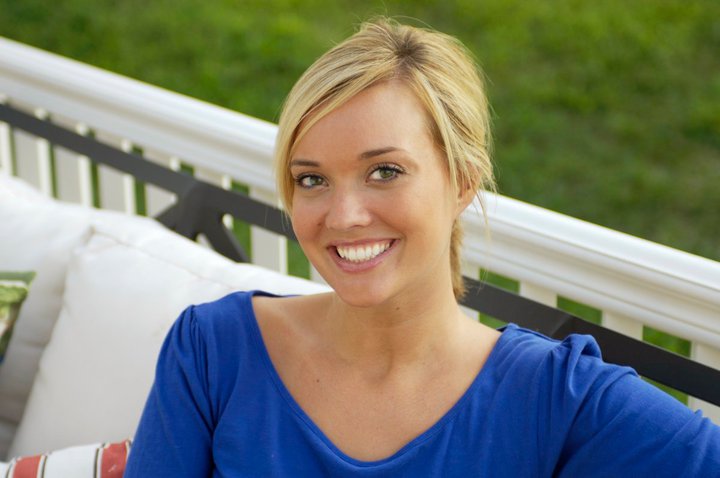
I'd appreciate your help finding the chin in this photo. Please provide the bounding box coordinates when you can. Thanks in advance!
[328,280,401,309]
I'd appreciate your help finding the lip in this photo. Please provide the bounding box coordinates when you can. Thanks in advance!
[328,239,397,272]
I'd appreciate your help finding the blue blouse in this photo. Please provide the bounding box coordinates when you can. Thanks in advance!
[125,291,720,477]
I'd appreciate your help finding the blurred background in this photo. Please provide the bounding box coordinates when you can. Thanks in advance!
[1,0,718,261]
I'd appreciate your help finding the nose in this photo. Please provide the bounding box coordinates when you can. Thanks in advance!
[324,186,372,231]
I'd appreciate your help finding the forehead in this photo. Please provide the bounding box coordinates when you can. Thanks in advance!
[292,81,436,161]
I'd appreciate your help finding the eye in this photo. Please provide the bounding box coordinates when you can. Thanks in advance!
[295,174,326,189]
[369,163,404,182]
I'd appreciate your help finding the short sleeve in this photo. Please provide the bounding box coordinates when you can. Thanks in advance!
[124,306,214,477]
[549,336,720,477]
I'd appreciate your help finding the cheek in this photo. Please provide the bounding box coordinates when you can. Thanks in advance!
[409,177,456,216]
[290,199,322,242]
[290,208,309,239]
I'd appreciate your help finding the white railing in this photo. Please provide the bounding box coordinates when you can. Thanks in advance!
[1,37,719,418]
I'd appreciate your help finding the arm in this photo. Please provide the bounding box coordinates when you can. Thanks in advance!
[124,306,214,477]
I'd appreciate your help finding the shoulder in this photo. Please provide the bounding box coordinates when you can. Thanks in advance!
[158,291,274,415]
[191,290,258,322]
[162,290,271,377]
[179,289,331,350]
[493,324,622,378]
[489,325,636,419]
[184,290,279,338]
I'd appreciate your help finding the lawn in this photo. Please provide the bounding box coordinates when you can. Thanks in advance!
[1,0,717,261]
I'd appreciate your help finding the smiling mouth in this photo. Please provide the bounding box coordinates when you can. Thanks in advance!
[334,240,393,263]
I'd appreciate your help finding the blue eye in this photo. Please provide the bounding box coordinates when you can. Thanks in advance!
[369,164,404,181]
[295,174,325,189]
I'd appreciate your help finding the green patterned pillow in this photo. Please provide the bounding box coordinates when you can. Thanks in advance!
[0,271,36,362]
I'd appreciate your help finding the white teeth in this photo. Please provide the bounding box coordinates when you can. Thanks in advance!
[336,241,391,263]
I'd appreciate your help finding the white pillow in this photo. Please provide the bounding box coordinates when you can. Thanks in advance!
[0,173,50,203]
[0,175,94,459]
[8,212,328,456]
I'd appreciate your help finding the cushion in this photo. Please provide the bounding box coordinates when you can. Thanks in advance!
[0,272,36,362]
[0,439,131,477]
[0,175,94,459]
[8,211,329,456]
[0,174,49,204]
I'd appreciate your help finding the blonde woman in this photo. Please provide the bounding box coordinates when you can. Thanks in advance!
[126,19,720,476]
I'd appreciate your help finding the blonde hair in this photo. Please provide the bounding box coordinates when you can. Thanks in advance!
[275,18,494,299]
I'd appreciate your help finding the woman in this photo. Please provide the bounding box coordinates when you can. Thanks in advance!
[125,19,720,476]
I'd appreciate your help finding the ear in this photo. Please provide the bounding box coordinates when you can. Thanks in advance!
[455,185,476,216]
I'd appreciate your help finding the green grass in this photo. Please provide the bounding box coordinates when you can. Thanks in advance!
[557,297,601,325]
[1,0,717,261]
[3,6,712,305]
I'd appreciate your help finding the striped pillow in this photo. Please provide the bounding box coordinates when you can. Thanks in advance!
[0,439,131,478]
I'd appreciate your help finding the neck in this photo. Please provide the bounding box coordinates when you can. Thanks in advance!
[321,282,468,381]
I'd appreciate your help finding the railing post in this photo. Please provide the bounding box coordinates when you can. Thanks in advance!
[519,282,556,307]
[75,124,94,207]
[310,264,328,285]
[95,134,135,213]
[10,106,46,194]
[193,166,233,249]
[53,119,92,205]
[602,311,643,339]
[34,108,53,197]
[35,108,53,197]
[144,152,179,217]
[462,262,480,320]
[0,95,12,174]
[249,187,287,274]
[689,343,720,422]
[120,140,138,214]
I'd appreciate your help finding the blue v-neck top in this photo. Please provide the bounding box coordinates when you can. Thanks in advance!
[125,291,720,477]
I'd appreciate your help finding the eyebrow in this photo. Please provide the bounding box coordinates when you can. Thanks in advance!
[290,146,406,168]
[289,159,319,168]
[359,146,405,160]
